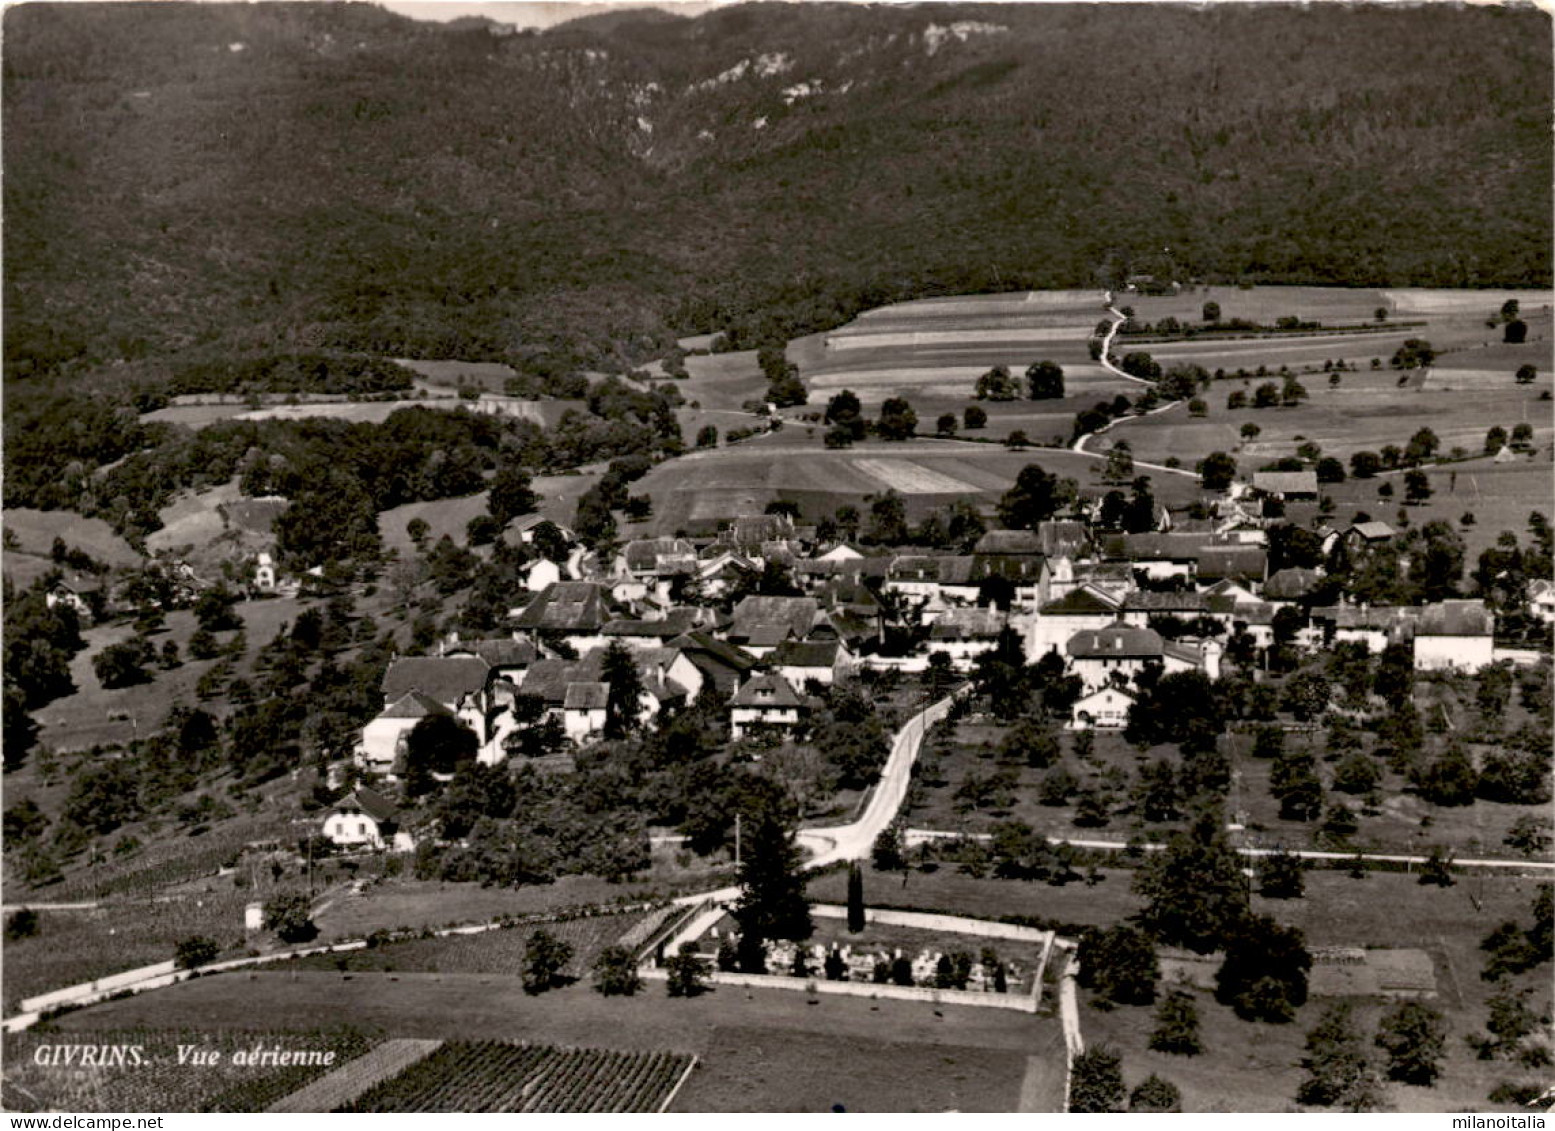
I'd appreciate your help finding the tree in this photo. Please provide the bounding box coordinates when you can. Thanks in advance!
[1485,425,1509,453]
[1511,422,1534,449]
[1504,814,1553,858]
[1216,915,1311,1023]
[1258,847,1306,899]
[997,463,1060,529]
[1391,339,1436,369]
[523,928,574,994]
[1077,925,1159,1006]
[1150,990,1203,1055]
[1515,363,1538,385]
[403,714,479,796]
[593,945,642,996]
[1375,1001,1446,1086]
[1253,382,1281,408]
[406,516,430,551]
[1120,352,1161,381]
[1504,319,1528,344]
[877,397,918,441]
[1202,301,1221,323]
[975,365,1019,401]
[174,933,222,969]
[665,944,709,997]
[93,637,155,689]
[487,465,538,525]
[601,640,644,740]
[1501,299,1521,323]
[5,908,40,942]
[1298,1004,1382,1111]
[732,806,812,948]
[1026,360,1065,400]
[1349,451,1382,479]
[695,424,719,448]
[1200,451,1236,491]
[1134,805,1248,952]
[935,413,957,436]
[1069,1045,1126,1113]
[1403,469,1432,505]
[872,826,905,872]
[263,891,318,944]
[1129,1075,1182,1113]
[1103,441,1134,483]
[963,404,987,430]
[846,863,865,933]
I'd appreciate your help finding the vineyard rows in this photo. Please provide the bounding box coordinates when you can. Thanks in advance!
[2,1028,377,1114]
[266,1039,443,1112]
[338,1041,694,1113]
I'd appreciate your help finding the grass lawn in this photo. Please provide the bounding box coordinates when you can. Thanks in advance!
[3,508,143,568]
[53,972,1060,1112]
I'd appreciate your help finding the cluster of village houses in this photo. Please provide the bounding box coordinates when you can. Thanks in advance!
[321,475,1550,849]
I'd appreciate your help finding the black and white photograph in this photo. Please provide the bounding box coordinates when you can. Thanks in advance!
[2,0,1552,1116]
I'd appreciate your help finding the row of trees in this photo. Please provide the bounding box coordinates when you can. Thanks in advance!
[974,361,1065,401]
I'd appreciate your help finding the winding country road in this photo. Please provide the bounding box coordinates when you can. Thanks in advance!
[1067,298,1197,477]
[671,690,961,912]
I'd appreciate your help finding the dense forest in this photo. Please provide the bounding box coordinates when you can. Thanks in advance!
[4,2,1550,390]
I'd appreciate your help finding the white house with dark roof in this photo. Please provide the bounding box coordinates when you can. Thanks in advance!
[730,672,809,740]
[1413,599,1495,673]
[1066,623,1216,693]
[1069,685,1138,730]
[562,681,609,743]
[322,787,404,850]
[926,607,1004,669]
[769,638,853,688]
[1027,585,1122,658]
[509,581,611,653]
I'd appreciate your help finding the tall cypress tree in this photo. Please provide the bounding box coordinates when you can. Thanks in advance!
[846,862,866,933]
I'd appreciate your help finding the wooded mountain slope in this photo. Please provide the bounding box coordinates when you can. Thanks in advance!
[5,1,1551,385]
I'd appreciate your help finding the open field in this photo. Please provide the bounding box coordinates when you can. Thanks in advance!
[679,349,766,412]
[53,973,1057,1112]
[147,480,286,558]
[30,596,311,753]
[1321,456,1555,563]
[3,508,143,568]
[625,435,1200,536]
[1082,869,1551,1114]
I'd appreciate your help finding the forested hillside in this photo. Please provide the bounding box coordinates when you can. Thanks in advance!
[5,1,1551,388]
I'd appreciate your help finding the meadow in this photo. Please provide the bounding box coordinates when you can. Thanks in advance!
[626,434,1201,537]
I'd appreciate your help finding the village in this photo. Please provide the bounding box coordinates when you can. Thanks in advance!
[315,463,1542,854]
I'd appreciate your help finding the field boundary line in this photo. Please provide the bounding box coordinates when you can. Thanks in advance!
[657,1053,699,1113]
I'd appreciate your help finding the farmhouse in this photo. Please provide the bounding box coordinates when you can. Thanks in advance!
[1195,545,1267,585]
[728,595,822,649]
[668,631,761,697]
[926,607,1004,669]
[1413,599,1496,673]
[1310,603,1419,653]
[1104,533,1207,581]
